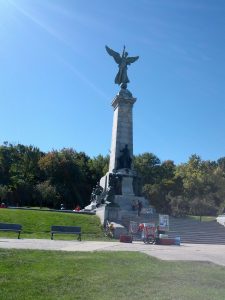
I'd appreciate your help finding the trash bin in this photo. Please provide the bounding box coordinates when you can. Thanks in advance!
[120,235,133,243]
[175,237,181,246]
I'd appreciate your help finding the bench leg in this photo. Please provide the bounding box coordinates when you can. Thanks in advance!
[77,234,81,241]
[18,231,21,239]
[51,233,54,240]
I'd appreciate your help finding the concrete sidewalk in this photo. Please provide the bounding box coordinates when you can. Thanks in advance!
[1,238,225,267]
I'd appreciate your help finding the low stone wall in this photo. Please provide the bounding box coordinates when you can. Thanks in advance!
[217,215,225,227]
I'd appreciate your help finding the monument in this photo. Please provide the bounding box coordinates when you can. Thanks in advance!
[86,45,154,236]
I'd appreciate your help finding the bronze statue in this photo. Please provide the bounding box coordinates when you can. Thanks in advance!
[118,144,132,169]
[105,45,139,88]
[109,172,122,195]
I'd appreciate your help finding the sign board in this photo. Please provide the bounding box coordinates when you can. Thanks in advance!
[129,221,139,234]
[159,214,169,231]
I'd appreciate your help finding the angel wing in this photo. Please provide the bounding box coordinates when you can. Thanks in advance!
[126,56,139,65]
[105,45,122,64]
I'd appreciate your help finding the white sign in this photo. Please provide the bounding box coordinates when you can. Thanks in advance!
[159,214,169,231]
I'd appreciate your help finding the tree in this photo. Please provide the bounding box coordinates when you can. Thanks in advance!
[0,143,44,206]
[176,155,225,216]
[160,160,176,180]
[217,157,225,176]
[0,185,11,204]
[137,155,181,214]
[0,142,16,186]
[38,149,92,209]
[190,197,216,221]
[35,181,60,208]
[88,155,109,184]
[143,178,180,214]
[133,152,161,185]
[167,194,190,217]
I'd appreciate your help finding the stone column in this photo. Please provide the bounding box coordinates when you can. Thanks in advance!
[109,89,136,172]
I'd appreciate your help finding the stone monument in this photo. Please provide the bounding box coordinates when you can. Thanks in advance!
[86,45,154,236]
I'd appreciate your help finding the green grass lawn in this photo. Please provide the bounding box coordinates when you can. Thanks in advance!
[187,215,217,222]
[0,249,225,300]
[0,208,105,240]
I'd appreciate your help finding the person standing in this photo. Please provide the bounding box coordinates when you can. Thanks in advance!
[132,200,136,211]
[137,200,142,216]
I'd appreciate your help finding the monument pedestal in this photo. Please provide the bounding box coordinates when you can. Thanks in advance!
[104,195,153,221]
[89,87,155,234]
[108,88,136,173]
[97,195,155,238]
[100,168,141,197]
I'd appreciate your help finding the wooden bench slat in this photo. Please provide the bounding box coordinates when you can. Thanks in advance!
[0,223,22,239]
[50,225,81,241]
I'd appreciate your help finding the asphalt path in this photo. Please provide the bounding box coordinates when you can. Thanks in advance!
[1,238,225,267]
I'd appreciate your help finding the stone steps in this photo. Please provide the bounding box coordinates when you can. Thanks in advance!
[121,214,225,245]
[168,221,225,245]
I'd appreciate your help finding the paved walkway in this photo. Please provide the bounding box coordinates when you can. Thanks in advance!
[1,238,225,267]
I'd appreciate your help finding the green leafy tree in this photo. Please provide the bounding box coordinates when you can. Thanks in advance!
[88,155,109,183]
[190,197,216,221]
[0,143,44,206]
[0,142,16,186]
[167,194,190,217]
[144,177,181,214]
[0,184,11,204]
[35,181,60,208]
[133,152,161,185]
[217,157,225,177]
[137,155,181,214]
[176,155,225,216]
[38,149,92,209]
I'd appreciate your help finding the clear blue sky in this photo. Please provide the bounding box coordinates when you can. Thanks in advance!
[1,0,225,164]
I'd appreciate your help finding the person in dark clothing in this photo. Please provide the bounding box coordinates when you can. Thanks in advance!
[137,200,142,216]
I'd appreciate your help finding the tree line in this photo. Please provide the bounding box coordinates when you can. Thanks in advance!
[0,142,108,210]
[0,142,225,216]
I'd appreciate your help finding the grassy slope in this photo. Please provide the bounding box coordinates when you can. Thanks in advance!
[0,209,104,239]
[1,249,225,300]
[187,215,217,222]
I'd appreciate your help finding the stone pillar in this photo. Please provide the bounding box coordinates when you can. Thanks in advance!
[109,89,136,172]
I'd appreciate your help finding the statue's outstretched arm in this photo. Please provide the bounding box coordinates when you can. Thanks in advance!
[105,45,121,64]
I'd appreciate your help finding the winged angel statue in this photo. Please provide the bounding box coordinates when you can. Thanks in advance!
[105,45,139,88]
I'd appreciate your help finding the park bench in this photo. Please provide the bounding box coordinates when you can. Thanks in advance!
[0,223,22,239]
[51,225,81,241]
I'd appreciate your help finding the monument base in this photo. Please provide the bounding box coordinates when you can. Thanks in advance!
[105,195,154,221]
[95,194,155,234]
[99,169,142,197]
[94,169,155,234]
